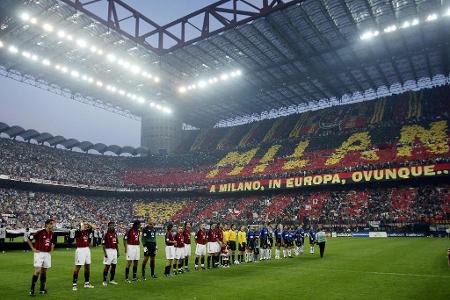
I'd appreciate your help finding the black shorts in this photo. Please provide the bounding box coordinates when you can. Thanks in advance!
[276,239,282,247]
[238,243,246,252]
[260,240,268,249]
[228,241,236,251]
[247,242,254,251]
[143,243,156,257]
[309,238,315,245]
[295,240,302,246]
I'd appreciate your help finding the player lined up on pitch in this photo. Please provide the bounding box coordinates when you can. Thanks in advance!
[26,218,326,297]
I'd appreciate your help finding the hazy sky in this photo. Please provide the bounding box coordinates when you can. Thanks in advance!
[0,0,214,147]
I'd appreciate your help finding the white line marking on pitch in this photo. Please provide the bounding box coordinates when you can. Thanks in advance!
[314,267,450,279]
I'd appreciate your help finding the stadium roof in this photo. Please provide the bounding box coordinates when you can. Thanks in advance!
[0,0,449,128]
[0,121,147,155]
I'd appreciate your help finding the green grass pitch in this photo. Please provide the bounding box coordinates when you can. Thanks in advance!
[0,237,449,299]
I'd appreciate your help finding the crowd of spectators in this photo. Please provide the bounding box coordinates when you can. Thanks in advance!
[0,84,449,190]
[1,184,448,230]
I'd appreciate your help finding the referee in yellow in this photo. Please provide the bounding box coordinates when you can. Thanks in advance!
[227,224,237,264]
[237,226,247,264]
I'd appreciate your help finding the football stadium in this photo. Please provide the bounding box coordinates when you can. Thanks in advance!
[0,0,449,299]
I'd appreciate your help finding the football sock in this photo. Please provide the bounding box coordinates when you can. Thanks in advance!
[31,275,38,291]
[110,264,116,281]
[207,256,211,268]
[72,271,78,284]
[195,257,199,266]
[184,257,189,267]
[103,267,109,282]
[141,265,145,278]
[150,260,155,276]
[40,274,46,291]
[200,257,205,266]
[132,266,137,279]
[125,267,130,279]
[84,269,89,283]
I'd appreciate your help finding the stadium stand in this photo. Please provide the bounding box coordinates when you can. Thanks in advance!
[0,185,448,230]
[0,86,449,232]
[0,86,449,190]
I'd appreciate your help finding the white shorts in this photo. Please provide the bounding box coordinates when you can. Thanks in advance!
[75,247,91,265]
[103,248,118,265]
[34,252,51,268]
[195,244,206,256]
[126,245,140,261]
[165,245,175,260]
[184,244,191,257]
[207,242,220,254]
[175,247,185,260]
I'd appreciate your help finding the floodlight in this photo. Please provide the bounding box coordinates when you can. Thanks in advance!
[383,25,397,33]
[107,53,116,62]
[198,80,207,88]
[8,46,18,53]
[42,23,53,32]
[179,87,187,93]
[20,12,30,21]
[426,13,438,22]
[42,59,51,66]
[76,39,87,48]
[131,65,141,74]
